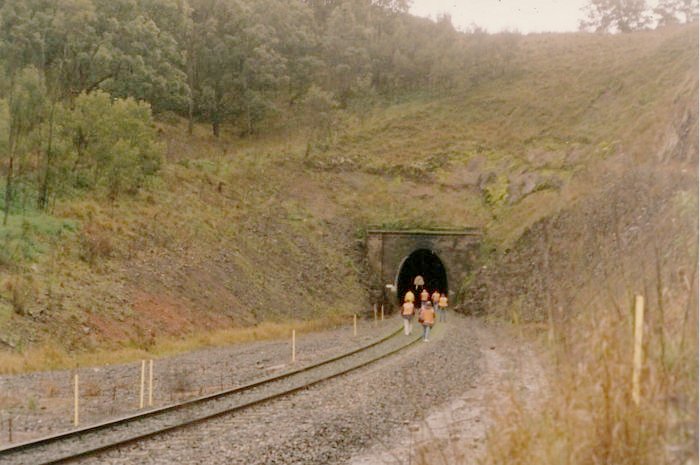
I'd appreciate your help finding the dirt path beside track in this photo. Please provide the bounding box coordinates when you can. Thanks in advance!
[348,318,546,465]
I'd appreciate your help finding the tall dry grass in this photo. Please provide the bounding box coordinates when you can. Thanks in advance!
[476,163,698,464]
[472,276,698,462]
[408,293,697,465]
[480,293,697,465]
[0,314,354,374]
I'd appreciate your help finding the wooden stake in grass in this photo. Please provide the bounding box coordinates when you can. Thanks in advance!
[373,304,378,327]
[73,373,79,427]
[292,330,296,363]
[148,359,154,407]
[139,360,146,409]
[353,314,357,337]
[380,304,384,321]
[632,295,645,406]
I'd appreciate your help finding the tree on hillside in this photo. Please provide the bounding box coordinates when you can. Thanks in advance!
[580,0,652,32]
[58,91,162,199]
[322,2,373,106]
[3,67,45,225]
[0,0,517,219]
[0,0,188,110]
[655,0,699,26]
[251,0,321,107]
[91,0,188,112]
[231,14,289,135]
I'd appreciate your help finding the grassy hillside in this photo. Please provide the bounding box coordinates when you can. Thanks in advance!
[310,25,697,242]
[0,24,696,370]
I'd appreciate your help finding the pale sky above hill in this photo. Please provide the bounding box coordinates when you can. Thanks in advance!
[409,0,589,34]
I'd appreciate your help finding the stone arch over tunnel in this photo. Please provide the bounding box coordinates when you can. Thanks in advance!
[396,249,448,305]
[365,229,482,311]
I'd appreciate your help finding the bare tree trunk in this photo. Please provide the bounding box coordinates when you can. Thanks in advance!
[188,97,194,135]
[212,89,221,137]
[187,43,195,135]
[3,78,17,226]
[246,101,253,136]
[38,99,57,210]
[184,0,196,136]
[4,155,13,226]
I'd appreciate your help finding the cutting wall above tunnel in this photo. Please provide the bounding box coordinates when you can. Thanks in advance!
[366,229,482,310]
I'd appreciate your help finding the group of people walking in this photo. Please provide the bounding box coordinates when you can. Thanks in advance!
[401,285,448,342]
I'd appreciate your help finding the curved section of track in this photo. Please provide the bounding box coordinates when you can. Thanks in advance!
[0,326,421,465]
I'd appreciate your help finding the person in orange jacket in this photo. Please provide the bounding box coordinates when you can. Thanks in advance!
[431,289,441,313]
[438,293,448,322]
[419,301,435,341]
[420,287,429,304]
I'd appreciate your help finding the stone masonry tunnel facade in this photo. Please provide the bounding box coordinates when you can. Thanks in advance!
[366,229,482,309]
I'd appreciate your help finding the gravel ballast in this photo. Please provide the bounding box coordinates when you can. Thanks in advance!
[0,318,397,444]
[78,313,484,464]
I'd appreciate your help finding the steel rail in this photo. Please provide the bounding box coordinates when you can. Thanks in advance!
[0,325,421,464]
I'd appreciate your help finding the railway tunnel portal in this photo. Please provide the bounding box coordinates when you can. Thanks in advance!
[366,229,482,309]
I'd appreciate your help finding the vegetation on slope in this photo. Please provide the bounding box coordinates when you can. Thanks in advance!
[0,3,695,381]
[0,1,694,462]
[477,164,698,464]
[308,24,698,242]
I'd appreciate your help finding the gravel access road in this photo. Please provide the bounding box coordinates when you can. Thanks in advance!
[77,313,487,465]
[0,318,397,445]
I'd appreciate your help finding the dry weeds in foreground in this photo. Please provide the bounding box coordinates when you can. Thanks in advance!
[409,296,697,465]
[479,299,697,465]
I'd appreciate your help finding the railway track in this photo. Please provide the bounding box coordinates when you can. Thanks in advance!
[0,325,421,464]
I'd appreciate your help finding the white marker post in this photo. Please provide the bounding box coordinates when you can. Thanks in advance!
[139,360,146,409]
[73,373,79,427]
[353,314,357,337]
[380,304,384,321]
[148,359,154,407]
[292,330,296,363]
[632,295,645,406]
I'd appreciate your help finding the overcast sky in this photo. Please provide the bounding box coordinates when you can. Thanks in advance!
[409,0,589,34]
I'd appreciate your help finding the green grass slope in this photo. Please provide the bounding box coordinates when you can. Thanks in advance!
[309,25,697,242]
[0,24,696,366]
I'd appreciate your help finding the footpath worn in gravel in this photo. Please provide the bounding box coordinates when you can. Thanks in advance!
[73,314,539,464]
[0,318,396,444]
[349,318,545,465]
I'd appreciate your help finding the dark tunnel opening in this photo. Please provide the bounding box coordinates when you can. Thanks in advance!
[396,249,448,305]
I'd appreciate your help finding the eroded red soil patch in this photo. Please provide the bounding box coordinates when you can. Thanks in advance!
[131,292,232,337]
[86,292,234,344]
